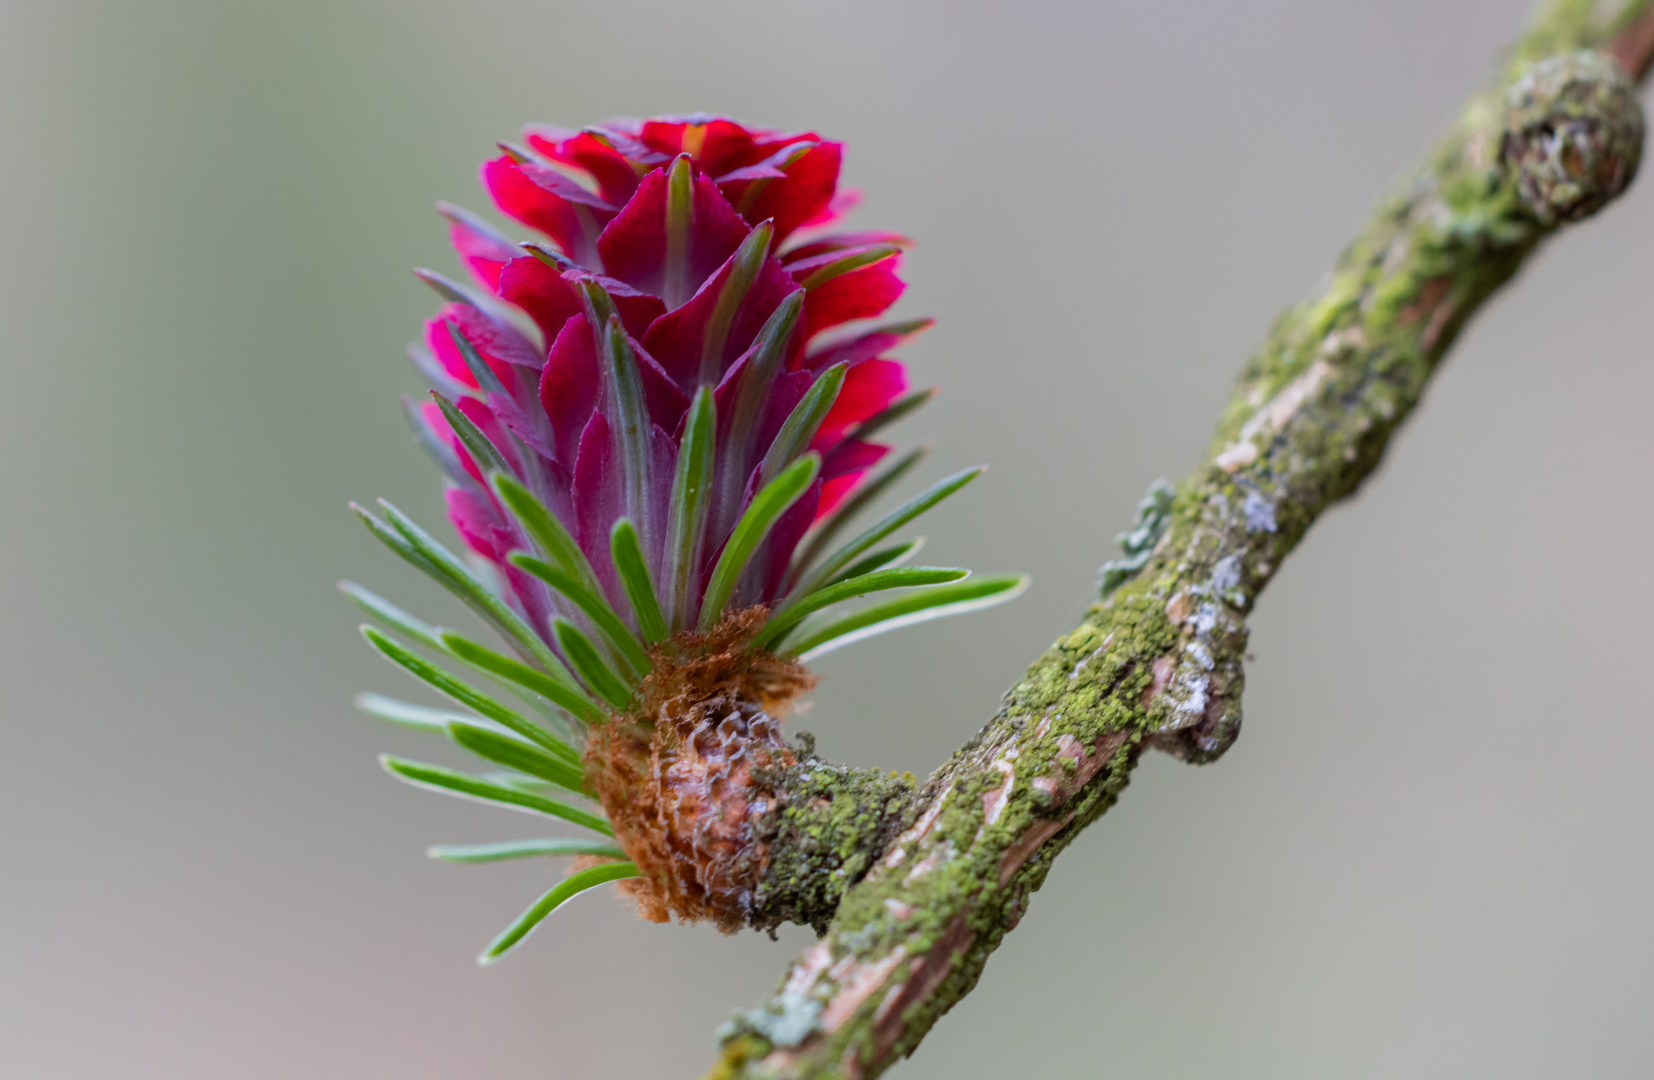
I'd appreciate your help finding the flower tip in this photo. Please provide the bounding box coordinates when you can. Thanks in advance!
[520,240,575,270]
[412,268,463,304]
[495,139,534,164]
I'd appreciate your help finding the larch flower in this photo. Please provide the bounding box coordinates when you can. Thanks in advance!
[343,115,1025,961]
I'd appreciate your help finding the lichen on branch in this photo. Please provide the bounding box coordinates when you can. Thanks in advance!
[704,4,1649,1077]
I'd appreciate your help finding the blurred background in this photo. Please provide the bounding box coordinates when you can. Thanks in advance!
[3,0,1651,1076]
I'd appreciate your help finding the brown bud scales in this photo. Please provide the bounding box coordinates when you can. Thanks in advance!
[583,608,816,929]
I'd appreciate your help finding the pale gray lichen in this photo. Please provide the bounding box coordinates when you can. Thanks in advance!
[721,992,823,1049]
[1098,478,1176,597]
[1209,553,1242,593]
[1242,489,1278,533]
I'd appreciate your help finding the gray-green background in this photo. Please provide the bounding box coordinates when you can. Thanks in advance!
[3,1,1650,1076]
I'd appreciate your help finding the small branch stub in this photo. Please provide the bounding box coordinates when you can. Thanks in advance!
[1503,51,1644,224]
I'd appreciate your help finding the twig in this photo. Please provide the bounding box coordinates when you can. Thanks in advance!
[704,2,1649,1076]
[1610,2,1654,79]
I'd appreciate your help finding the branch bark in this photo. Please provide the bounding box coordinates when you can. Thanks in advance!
[705,3,1650,1076]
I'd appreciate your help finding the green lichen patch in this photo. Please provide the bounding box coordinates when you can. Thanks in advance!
[750,755,918,935]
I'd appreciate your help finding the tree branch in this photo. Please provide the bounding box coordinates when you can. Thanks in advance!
[704,3,1648,1076]
[1609,0,1654,80]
